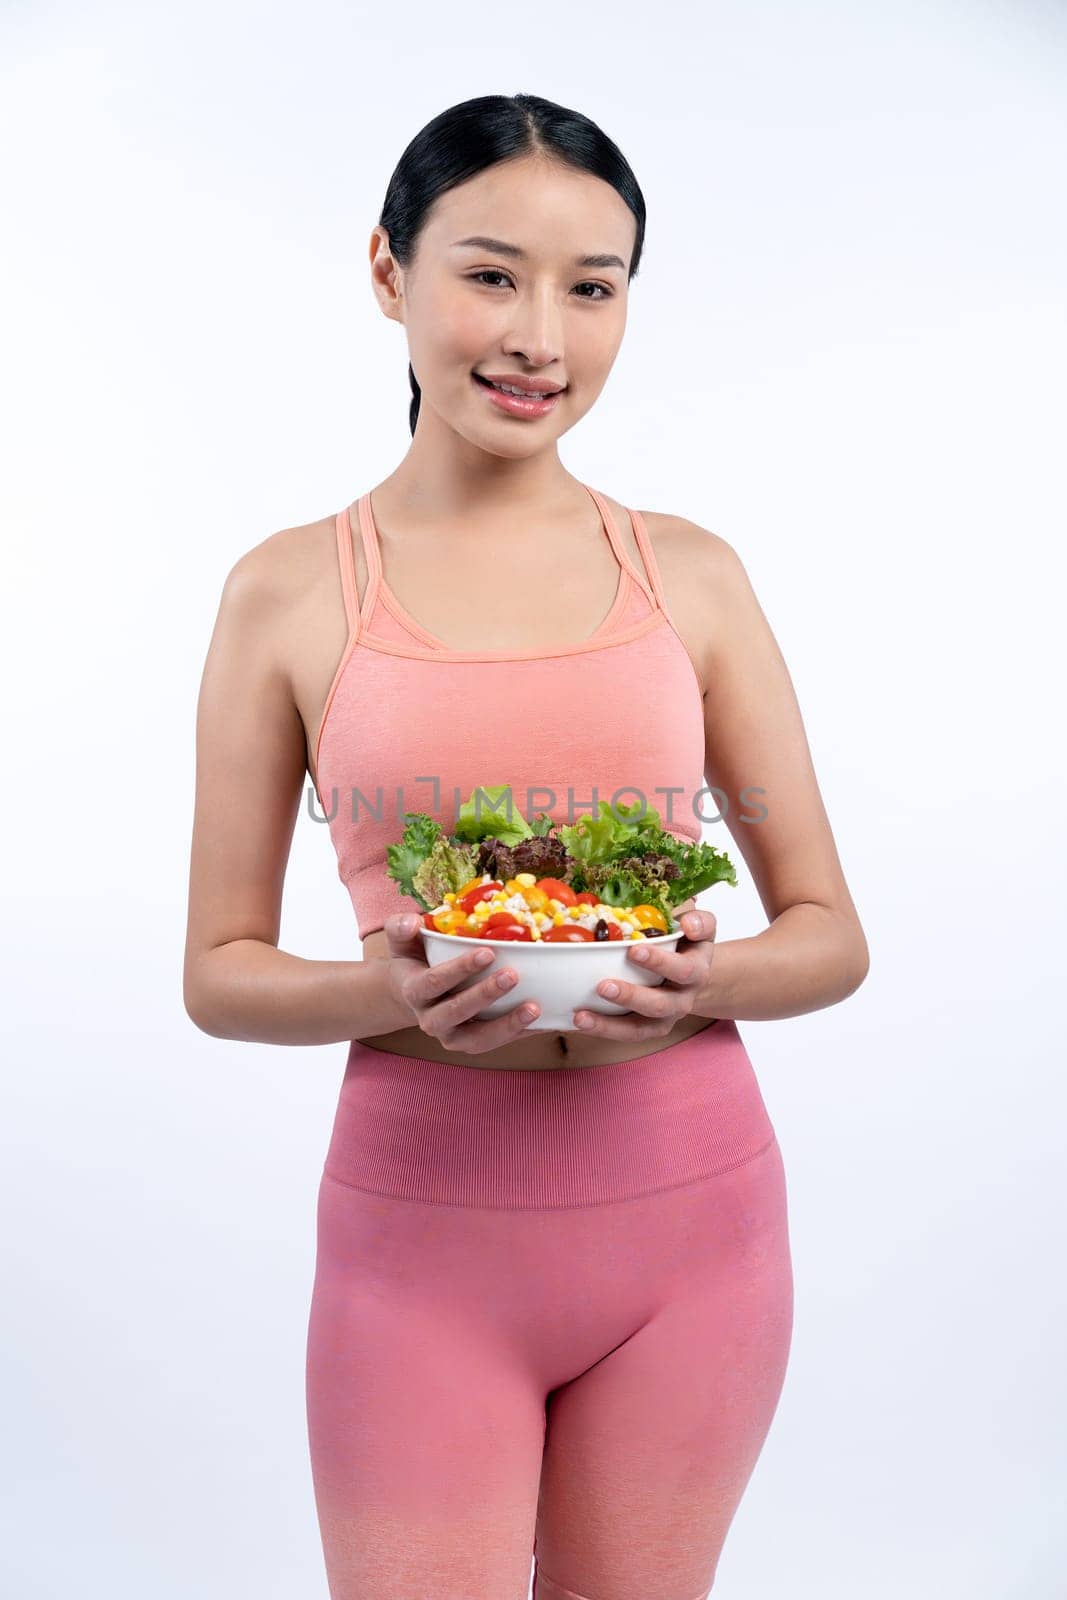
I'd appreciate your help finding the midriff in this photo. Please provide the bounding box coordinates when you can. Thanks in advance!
[355,925,719,1071]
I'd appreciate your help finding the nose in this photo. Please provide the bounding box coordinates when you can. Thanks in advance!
[502,288,564,368]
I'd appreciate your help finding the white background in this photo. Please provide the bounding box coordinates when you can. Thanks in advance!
[2,1,1065,1595]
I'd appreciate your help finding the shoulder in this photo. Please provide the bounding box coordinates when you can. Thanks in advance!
[623,506,782,692]
[215,515,341,660]
[640,509,757,624]
[208,516,340,699]
[638,509,740,581]
[221,514,335,606]
[631,510,753,688]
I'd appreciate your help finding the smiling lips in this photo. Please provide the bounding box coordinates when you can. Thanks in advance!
[472,373,565,417]
[475,372,566,396]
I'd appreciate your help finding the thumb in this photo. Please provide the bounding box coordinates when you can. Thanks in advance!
[680,908,716,940]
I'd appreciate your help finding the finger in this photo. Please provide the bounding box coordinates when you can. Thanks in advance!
[677,909,716,942]
[443,997,543,1051]
[625,940,700,987]
[422,957,540,1041]
[434,961,541,1043]
[571,1003,677,1041]
[437,960,523,1028]
[590,973,679,1023]
[408,941,497,1004]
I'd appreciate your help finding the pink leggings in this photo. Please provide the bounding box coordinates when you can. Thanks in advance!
[305,1019,794,1599]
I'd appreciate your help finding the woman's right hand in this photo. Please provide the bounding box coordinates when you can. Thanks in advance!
[382,914,542,1053]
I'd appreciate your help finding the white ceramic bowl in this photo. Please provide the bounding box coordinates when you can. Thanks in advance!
[420,922,683,1032]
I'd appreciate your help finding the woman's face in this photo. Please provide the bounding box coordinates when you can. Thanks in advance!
[371,154,635,455]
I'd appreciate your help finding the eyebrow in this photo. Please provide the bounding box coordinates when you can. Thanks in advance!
[450,235,627,272]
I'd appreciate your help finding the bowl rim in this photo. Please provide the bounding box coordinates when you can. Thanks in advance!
[419,924,681,947]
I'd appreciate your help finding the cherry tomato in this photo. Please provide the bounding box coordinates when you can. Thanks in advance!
[457,881,504,913]
[484,912,523,930]
[542,924,596,943]
[535,878,577,906]
[488,923,533,941]
[422,911,438,930]
[573,891,599,907]
[630,904,668,933]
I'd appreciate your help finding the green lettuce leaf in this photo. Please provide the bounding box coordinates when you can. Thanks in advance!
[385,811,478,912]
[557,799,663,864]
[561,800,736,910]
[453,784,534,846]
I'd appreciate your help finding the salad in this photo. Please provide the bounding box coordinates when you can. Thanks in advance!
[385,784,736,943]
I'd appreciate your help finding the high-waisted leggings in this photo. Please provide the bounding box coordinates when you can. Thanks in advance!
[305,1018,794,1600]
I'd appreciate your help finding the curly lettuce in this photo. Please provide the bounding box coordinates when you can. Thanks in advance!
[385,813,479,912]
[560,801,736,915]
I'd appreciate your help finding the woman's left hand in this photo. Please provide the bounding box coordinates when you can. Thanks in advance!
[572,907,718,1039]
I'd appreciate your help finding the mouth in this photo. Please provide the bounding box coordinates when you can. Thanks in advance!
[472,371,566,417]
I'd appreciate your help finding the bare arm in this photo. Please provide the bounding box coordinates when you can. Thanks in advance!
[182,536,415,1045]
[686,525,870,1022]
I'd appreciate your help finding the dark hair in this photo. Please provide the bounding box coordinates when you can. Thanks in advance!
[377,94,647,436]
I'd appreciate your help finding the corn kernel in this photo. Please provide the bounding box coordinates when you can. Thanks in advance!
[515,872,537,887]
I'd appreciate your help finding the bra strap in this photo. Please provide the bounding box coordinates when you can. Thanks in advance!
[629,508,683,635]
[582,483,657,605]
[355,494,386,628]
[335,507,361,637]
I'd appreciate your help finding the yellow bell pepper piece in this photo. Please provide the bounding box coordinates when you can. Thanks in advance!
[435,908,470,933]
[630,904,668,933]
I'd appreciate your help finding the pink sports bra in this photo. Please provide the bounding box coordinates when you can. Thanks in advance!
[314,482,707,940]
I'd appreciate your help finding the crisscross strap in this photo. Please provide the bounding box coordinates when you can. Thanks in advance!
[629,508,683,635]
[334,507,361,638]
[334,490,679,644]
[579,483,654,606]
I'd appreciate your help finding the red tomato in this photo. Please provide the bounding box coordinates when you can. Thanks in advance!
[489,924,533,941]
[422,912,438,930]
[574,892,599,906]
[484,912,523,930]
[605,921,623,940]
[542,924,596,942]
[457,881,504,913]
[536,878,577,906]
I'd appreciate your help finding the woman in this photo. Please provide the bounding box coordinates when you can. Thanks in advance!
[184,93,869,1600]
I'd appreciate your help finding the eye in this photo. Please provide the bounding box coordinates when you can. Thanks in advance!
[468,270,613,301]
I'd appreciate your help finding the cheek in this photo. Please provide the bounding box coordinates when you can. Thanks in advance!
[571,313,625,377]
[422,296,496,362]
[593,315,626,363]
